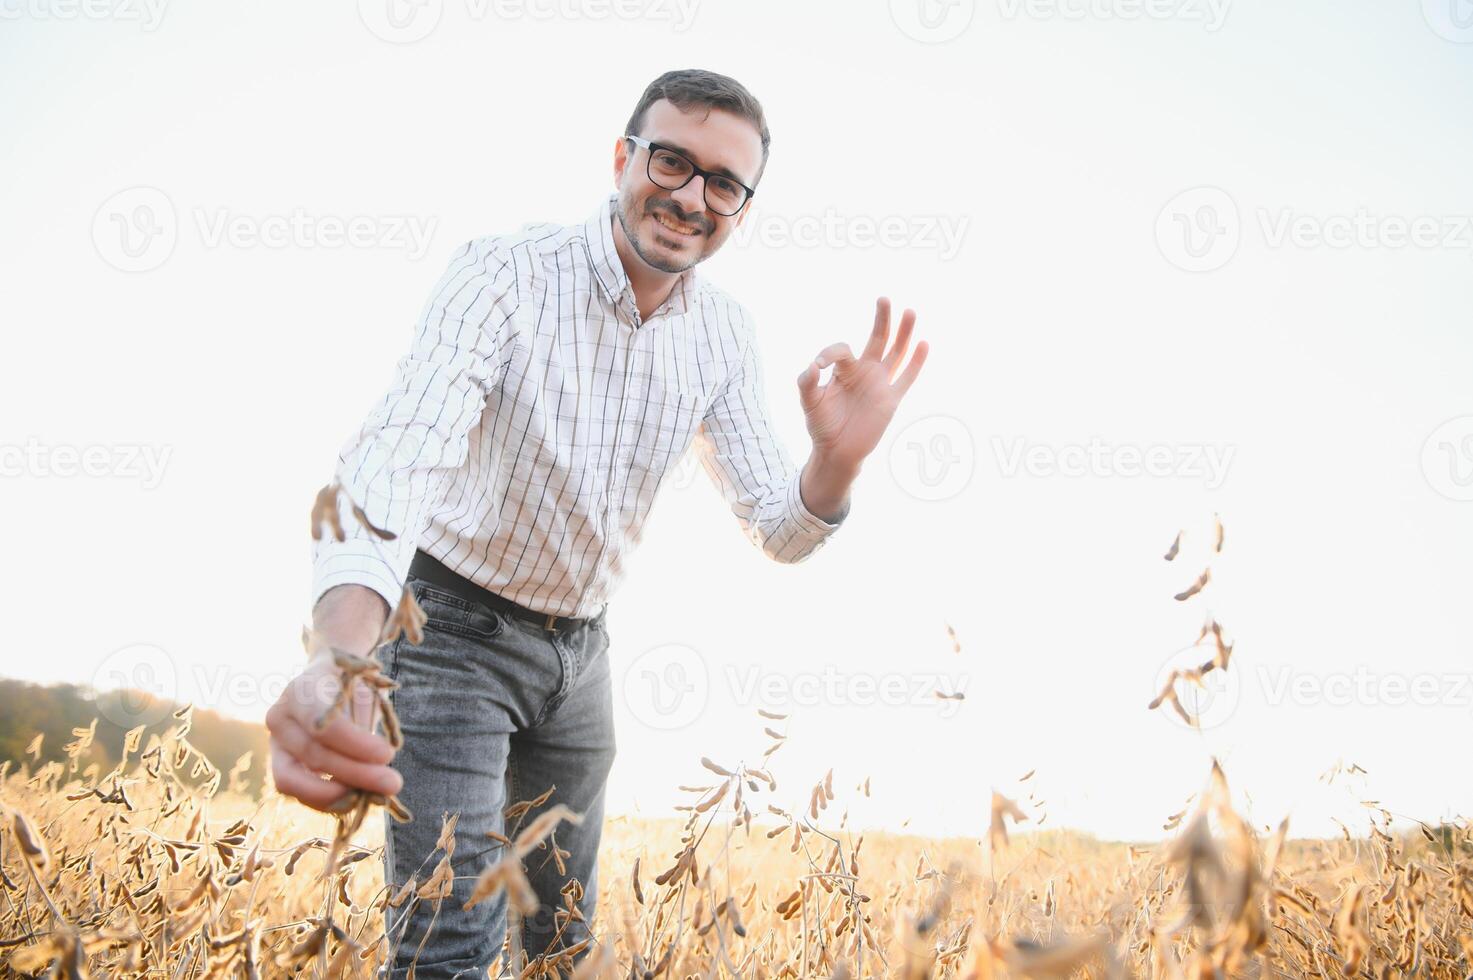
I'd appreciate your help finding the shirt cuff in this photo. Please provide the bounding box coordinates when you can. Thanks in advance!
[786,475,849,537]
[311,539,405,616]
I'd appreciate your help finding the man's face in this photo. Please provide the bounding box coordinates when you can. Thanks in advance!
[613,98,763,275]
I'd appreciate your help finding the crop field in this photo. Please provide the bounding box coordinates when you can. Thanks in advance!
[2,506,1467,978]
[0,712,1469,978]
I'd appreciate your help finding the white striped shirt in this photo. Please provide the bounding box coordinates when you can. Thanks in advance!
[311,192,848,619]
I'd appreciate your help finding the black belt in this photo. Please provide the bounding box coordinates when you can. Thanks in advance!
[407,549,604,635]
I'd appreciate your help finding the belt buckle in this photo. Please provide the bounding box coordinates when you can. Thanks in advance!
[543,612,560,634]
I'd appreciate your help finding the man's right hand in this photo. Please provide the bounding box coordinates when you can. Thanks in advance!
[266,584,402,812]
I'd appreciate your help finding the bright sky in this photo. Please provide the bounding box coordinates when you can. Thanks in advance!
[2,0,1470,843]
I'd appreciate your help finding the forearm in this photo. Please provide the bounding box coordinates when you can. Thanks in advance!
[311,584,391,660]
[798,450,860,524]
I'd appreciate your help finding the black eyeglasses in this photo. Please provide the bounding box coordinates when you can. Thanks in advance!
[624,135,756,217]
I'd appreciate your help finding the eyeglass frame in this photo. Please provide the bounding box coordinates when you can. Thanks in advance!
[622,134,758,216]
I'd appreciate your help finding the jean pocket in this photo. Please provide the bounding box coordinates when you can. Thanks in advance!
[408,581,506,641]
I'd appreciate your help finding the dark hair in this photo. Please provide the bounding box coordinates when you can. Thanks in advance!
[624,69,771,185]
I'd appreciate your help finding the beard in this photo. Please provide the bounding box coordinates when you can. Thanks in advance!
[614,186,719,274]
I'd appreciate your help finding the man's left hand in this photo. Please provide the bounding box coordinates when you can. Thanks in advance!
[797,296,930,473]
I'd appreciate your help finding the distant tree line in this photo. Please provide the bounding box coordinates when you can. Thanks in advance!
[0,677,269,796]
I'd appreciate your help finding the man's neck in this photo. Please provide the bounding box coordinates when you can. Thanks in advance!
[611,215,681,323]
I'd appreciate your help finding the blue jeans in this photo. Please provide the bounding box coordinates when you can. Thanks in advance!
[377,572,615,978]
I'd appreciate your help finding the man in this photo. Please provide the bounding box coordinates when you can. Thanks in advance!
[267,68,929,977]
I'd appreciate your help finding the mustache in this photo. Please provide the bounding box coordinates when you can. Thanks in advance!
[646,198,712,234]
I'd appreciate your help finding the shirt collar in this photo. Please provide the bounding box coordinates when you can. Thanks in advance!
[582,192,700,320]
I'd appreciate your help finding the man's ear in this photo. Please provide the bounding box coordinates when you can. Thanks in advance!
[612,136,631,188]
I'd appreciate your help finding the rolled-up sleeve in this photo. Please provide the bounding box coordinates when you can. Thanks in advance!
[693,329,848,564]
[310,239,520,611]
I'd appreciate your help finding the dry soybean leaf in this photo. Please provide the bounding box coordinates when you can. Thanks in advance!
[512,804,583,859]
[700,757,733,777]
[349,499,396,540]
[11,809,50,871]
[310,484,345,542]
[989,791,1029,852]
[379,586,427,646]
[1173,568,1211,602]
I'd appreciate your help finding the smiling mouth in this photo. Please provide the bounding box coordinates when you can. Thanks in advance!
[651,209,703,238]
